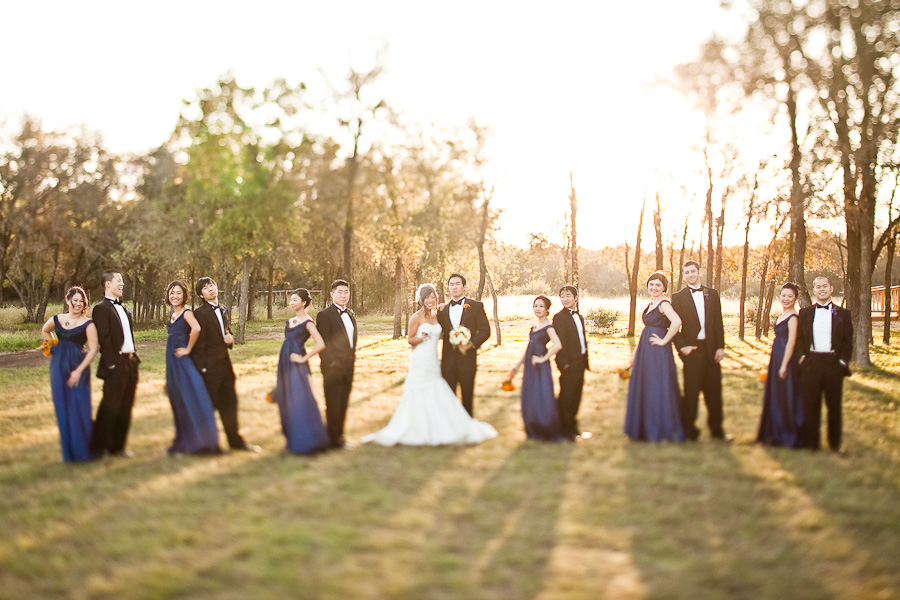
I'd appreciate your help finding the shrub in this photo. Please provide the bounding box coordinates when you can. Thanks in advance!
[584,306,620,334]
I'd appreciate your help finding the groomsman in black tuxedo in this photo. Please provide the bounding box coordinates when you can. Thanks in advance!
[672,260,729,440]
[191,277,259,452]
[552,285,590,440]
[437,273,491,416]
[91,270,140,457]
[316,279,358,448]
[797,275,853,451]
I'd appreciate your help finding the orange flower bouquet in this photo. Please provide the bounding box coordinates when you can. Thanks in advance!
[265,388,276,404]
[759,371,767,384]
[616,365,631,380]
[501,376,515,392]
[40,337,58,357]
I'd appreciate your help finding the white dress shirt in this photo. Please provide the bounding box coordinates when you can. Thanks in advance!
[812,303,833,352]
[689,287,706,340]
[208,301,226,336]
[449,297,465,329]
[337,306,355,349]
[106,296,135,353]
[570,308,587,355]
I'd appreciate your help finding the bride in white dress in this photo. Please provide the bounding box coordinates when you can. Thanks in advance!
[362,284,498,446]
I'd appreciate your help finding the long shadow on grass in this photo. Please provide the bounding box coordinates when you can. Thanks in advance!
[357,439,575,599]
[621,440,837,600]
[761,445,900,597]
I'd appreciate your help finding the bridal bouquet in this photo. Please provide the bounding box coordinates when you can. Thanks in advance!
[449,325,472,354]
[40,337,58,356]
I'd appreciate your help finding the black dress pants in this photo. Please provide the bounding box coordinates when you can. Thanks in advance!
[557,356,586,439]
[799,353,845,450]
[680,340,724,439]
[323,366,354,445]
[91,357,139,455]
[202,368,246,449]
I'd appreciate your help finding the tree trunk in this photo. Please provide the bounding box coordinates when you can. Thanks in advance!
[786,77,811,306]
[626,199,646,337]
[392,255,403,340]
[569,172,579,286]
[739,195,755,341]
[715,185,727,292]
[883,235,895,345]
[343,121,362,311]
[35,246,60,323]
[486,267,501,345]
[266,259,275,321]
[703,140,714,287]
[654,191,664,271]
[677,212,690,291]
[762,279,777,338]
[755,254,769,340]
[235,257,250,345]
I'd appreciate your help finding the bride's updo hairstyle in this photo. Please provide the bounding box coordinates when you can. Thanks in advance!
[291,288,312,308]
[416,283,436,307]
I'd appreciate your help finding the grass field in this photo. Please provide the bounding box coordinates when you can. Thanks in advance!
[1,304,900,599]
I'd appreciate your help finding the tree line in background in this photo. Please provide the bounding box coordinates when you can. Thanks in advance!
[622,0,900,367]
[2,0,900,366]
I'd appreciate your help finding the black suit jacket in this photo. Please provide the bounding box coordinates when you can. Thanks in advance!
[316,304,358,375]
[671,286,725,360]
[797,303,853,375]
[552,308,590,371]
[437,298,491,368]
[191,302,234,376]
[92,298,136,380]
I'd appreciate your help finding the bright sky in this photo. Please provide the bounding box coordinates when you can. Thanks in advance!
[2,0,754,250]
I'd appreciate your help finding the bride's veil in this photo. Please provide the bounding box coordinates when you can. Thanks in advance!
[415,283,436,305]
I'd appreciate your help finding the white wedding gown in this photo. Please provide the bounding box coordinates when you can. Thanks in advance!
[362,322,498,446]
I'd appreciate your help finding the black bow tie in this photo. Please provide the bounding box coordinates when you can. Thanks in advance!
[337,307,348,315]
[690,287,703,294]
[110,298,123,306]
[569,308,579,315]
[450,299,464,306]
[816,303,832,310]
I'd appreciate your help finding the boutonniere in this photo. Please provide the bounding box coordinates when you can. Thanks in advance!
[463,304,470,309]
[702,291,709,298]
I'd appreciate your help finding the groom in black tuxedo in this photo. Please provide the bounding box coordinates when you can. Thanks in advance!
[553,284,589,440]
[191,277,259,452]
[671,260,728,440]
[316,279,358,448]
[91,269,139,457]
[797,275,853,451]
[437,273,491,416]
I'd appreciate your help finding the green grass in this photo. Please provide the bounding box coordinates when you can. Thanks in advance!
[1,316,899,599]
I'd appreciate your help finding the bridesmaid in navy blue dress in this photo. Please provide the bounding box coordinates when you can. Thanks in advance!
[41,287,99,462]
[757,282,804,447]
[509,295,565,441]
[273,289,331,454]
[165,280,221,455]
[625,272,685,443]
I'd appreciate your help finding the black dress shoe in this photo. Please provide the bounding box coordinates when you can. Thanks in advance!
[331,441,356,450]
[233,443,262,453]
[111,450,134,458]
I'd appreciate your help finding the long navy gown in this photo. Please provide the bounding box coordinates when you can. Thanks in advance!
[166,310,221,454]
[521,325,565,441]
[49,316,95,462]
[273,320,331,455]
[757,314,804,447]
[624,301,685,442]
